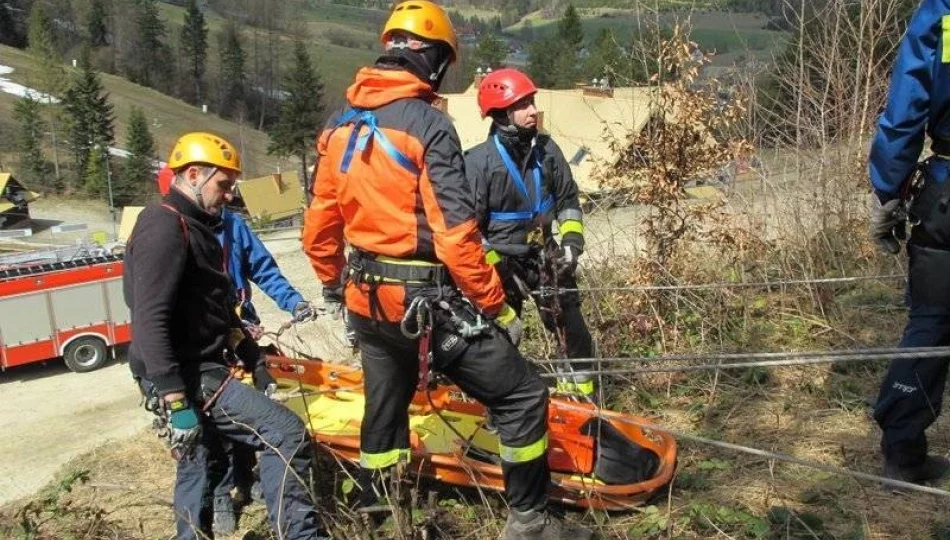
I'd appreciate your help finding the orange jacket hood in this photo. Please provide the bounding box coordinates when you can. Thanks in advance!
[346,67,437,110]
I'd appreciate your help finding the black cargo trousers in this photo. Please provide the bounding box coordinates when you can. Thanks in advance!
[497,254,594,362]
[349,288,551,512]
[875,158,950,467]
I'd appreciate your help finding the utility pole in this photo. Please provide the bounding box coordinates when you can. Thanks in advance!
[102,144,117,240]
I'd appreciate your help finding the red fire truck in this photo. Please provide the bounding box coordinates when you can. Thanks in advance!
[0,254,130,373]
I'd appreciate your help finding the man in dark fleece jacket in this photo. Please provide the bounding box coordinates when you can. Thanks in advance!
[124,132,323,540]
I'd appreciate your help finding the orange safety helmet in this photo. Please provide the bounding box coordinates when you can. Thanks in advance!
[477,68,538,118]
[381,0,458,63]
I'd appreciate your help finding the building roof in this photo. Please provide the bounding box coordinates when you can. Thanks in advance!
[237,172,305,222]
[440,85,659,194]
[118,206,145,242]
[0,172,41,214]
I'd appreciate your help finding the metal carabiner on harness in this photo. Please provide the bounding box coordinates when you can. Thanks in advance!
[400,296,430,339]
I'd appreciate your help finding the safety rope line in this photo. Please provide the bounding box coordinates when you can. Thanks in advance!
[536,346,950,366]
[530,273,905,295]
[554,401,950,498]
[535,347,950,376]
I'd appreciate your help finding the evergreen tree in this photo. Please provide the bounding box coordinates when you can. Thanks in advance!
[13,95,54,191]
[27,1,66,185]
[180,0,208,103]
[63,51,115,185]
[27,2,57,59]
[125,0,168,88]
[120,106,155,205]
[267,41,324,194]
[558,4,584,52]
[527,35,562,88]
[86,0,109,47]
[584,28,623,82]
[83,144,108,197]
[218,20,247,119]
[472,33,507,71]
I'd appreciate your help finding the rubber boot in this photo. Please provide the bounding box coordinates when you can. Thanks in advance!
[883,455,950,487]
[212,495,237,535]
[501,508,593,540]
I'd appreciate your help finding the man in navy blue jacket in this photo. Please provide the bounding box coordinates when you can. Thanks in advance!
[869,0,950,487]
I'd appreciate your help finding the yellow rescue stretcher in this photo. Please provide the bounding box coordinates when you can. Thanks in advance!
[265,354,677,510]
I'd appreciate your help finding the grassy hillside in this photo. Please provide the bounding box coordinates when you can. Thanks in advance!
[0,45,284,178]
[155,2,378,108]
[507,10,785,62]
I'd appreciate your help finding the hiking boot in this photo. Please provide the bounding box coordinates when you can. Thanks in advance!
[501,508,593,540]
[883,455,950,487]
[212,495,237,535]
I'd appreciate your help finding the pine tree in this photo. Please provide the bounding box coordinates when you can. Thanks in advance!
[120,106,155,205]
[218,20,246,119]
[267,41,324,194]
[180,0,208,103]
[473,33,507,71]
[13,95,54,191]
[27,1,66,185]
[558,4,584,53]
[27,2,57,59]
[527,35,561,88]
[125,0,168,88]
[86,0,109,47]
[83,145,108,197]
[63,51,115,186]
[584,28,623,82]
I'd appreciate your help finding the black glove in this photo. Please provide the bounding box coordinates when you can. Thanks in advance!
[292,300,315,323]
[869,197,904,255]
[234,337,263,371]
[321,285,344,320]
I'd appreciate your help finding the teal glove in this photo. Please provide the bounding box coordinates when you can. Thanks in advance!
[167,399,200,459]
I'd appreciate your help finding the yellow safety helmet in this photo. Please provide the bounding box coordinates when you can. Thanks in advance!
[167,132,242,174]
[381,0,458,63]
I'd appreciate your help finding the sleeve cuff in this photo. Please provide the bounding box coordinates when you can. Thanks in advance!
[152,373,187,397]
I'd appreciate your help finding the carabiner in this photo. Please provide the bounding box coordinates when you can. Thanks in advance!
[400,296,430,339]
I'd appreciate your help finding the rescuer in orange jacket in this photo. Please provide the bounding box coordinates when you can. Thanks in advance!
[301,2,591,538]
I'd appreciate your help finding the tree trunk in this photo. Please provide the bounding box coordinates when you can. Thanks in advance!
[300,151,311,206]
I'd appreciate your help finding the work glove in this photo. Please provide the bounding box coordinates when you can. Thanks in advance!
[494,303,524,347]
[167,398,201,459]
[321,285,344,320]
[553,244,580,277]
[292,300,315,323]
[869,197,905,255]
[253,363,278,398]
[234,335,263,371]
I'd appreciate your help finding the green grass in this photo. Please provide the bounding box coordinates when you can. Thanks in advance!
[0,44,282,177]
[507,10,786,60]
[155,2,378,110]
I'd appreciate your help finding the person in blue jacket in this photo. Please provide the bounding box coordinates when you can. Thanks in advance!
[155,170,315,533]
[869,0,950,487]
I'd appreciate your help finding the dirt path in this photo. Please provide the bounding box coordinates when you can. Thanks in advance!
[0,355,146,505]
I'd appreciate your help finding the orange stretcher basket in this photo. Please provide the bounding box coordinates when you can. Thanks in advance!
[266,354,677,510]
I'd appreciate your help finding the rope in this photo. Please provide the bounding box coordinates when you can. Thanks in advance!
[531,273,905,295]
[536,347,950,377]
[554,401,950,498]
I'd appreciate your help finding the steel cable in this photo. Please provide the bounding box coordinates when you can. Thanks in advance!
[531,273,905,295]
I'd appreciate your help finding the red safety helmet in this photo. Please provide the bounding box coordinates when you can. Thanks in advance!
[157,166,174,196]
[477,68,538,118]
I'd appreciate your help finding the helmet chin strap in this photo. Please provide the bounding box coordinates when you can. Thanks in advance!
[190,166,219,212]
